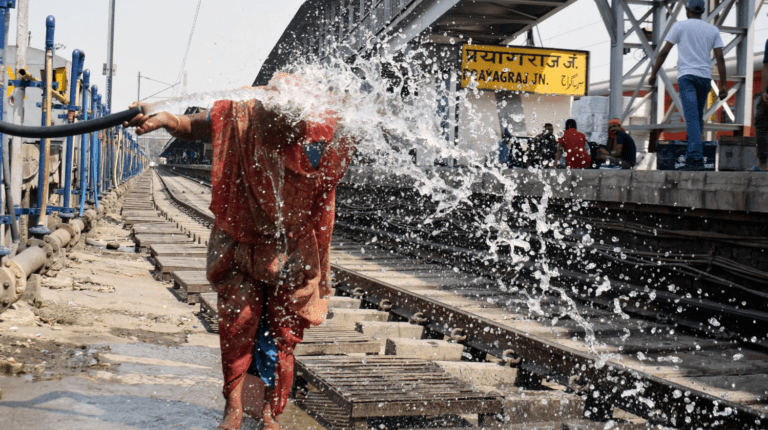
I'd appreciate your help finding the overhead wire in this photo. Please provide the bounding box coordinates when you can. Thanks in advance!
[174,0,203,96]
[140,83,180,102]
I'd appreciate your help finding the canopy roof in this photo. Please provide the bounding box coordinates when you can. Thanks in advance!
[254,0,576,86]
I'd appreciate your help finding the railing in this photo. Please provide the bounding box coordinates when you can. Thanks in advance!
[0,4,148,248]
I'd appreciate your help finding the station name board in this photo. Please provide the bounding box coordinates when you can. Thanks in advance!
[460,44,589,96]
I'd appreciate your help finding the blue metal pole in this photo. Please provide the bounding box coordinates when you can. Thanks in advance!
[108,125,114,189]
[102,105,109,191]
[90,85,99,209]
[96,94,103,197]
[61,49,83,218]
[129,138,135,178]
[78,70,90,217]
[0,2,15,256]
[122,130,127,182]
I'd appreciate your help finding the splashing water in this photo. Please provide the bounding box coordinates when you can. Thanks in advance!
[147,43,634,362]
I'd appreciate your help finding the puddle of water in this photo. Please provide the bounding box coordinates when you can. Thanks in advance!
[98,342,222,380]
[0,374,225,430]
[85,240,138,254]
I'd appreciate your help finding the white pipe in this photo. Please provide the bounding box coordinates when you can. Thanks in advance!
[10,0,27,233]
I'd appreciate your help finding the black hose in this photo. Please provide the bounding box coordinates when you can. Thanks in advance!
[0,106,144,139]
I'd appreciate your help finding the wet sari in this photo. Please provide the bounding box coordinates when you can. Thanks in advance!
[206,98,355,415]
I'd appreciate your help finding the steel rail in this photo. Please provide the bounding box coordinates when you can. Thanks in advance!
[335,220,768,348]
[154,168,214,224]
[331,266,763,429]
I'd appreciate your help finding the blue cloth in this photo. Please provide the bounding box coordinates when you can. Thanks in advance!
[615,131,637,165]
[495,140,509,164]
[303,141,325,169]
[665,19,723,79]
[246,313,279,388]
[678,74,711,162]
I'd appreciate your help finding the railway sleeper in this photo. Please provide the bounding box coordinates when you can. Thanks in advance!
[154,169,768,429]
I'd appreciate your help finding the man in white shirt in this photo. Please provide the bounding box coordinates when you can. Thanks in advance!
[649,0,727,170]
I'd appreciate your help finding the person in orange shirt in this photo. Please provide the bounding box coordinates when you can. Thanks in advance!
[555,119,591,169]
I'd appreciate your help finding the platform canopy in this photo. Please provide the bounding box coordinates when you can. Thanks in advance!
[254,0,576,86]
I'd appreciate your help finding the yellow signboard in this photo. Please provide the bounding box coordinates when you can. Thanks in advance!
[461,44,589,96]
[39,67,68,96]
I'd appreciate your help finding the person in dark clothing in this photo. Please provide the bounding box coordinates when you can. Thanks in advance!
[755,38,768,172]
[530,123,558,167]
[596,118,636,169]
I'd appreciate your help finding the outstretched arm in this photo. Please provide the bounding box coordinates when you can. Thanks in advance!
[123,103,211,141]
[648,42,674,88]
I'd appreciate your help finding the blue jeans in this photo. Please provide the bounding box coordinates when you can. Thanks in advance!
[678,74,711,162]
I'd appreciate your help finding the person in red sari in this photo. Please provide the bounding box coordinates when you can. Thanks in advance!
[125,79,356,430]
[555,118,591,169]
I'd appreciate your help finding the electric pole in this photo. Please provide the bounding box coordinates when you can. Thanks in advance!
[106,0,116,111]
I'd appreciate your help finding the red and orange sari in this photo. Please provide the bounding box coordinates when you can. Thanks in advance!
[206,98,355,415]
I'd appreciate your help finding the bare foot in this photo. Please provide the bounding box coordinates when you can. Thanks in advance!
[262,399,281,430]
[218,377,244,430]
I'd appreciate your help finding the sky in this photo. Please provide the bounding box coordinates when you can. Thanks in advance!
[8,0,305,112]
[7,0,768,114]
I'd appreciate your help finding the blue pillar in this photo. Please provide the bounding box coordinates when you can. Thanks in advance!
[61,49,84,218]
[78,70,90,216]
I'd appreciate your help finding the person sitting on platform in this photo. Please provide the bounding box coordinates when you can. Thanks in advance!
[555,119,591,169]
[124,75,356,430]
[595,118,636,169]
[530,123,558,168]
[755,36,768,172]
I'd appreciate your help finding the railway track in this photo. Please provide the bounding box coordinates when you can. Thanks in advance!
[147,166,768,429]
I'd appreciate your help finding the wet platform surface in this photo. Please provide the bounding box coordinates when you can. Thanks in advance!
[0,173,326,430]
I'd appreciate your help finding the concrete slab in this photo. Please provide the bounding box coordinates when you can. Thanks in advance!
[433,360,519,390]
[355,321,424,340]
[150,244,208,258]
[133,233,192,248]
[155,257,207,280]
[385,338,464,361]
[500,390,585,424]
[328,296,361,309]
[323,308,389,328]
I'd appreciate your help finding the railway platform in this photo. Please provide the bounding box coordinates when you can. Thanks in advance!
[341,166,768,215]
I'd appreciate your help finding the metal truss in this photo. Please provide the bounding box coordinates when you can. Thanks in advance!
[311,0,466,59]
[598,0,754,133]
[256,0,577,86]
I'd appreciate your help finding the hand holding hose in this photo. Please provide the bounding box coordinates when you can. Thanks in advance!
[123,102,181,136]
